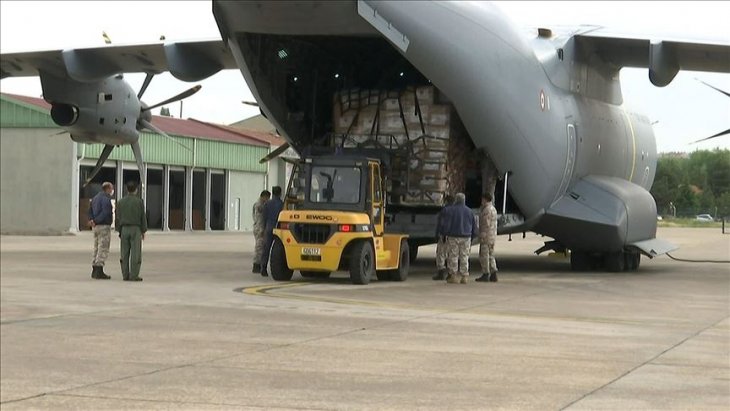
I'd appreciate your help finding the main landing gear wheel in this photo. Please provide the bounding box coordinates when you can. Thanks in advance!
[624,251,641,271]
[570,251,593,271]
[349,241,374,285]
[382,240,410,282]
[604,251,626,272]
[270,237,293,281]
[300,271,331,279]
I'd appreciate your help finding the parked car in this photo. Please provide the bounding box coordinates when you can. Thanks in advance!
[695,214,714,222]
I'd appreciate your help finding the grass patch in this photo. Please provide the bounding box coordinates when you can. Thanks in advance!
[658,218,724,228]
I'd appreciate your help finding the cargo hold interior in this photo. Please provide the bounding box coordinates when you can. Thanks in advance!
[237,33,521,214]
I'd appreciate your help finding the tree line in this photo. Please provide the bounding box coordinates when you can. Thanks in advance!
[651,149,730,218]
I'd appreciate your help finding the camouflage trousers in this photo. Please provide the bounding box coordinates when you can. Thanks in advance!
[479,241,498,274]
[436,237,447,270]
[92,225,111,267]
[253,227,265,264]
[446,236,471,276]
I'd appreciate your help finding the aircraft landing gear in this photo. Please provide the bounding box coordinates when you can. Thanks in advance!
[570,249,641,272]
[570,251,594,271]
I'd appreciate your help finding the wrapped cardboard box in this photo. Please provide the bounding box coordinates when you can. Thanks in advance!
[382,98,400,111]
[416,86,435,105]
[428,105,451,126]
[379,111,405,133]
[424,125,450,139]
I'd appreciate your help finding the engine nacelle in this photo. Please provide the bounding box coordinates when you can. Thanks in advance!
[40,72,142,145]
[50,103,79,127]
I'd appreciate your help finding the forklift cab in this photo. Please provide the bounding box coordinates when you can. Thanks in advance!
[285,156,386,233]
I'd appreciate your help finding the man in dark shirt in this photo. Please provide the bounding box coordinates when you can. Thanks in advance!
[440,193,478,284]
[433,194,454,280]
[88,182,114,279]
[260,186,284,277]
[115,181,148,282]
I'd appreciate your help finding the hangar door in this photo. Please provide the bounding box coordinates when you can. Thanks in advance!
[228,171,265,231]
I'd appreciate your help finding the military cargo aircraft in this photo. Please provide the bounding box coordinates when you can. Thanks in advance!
[1,1,728,271]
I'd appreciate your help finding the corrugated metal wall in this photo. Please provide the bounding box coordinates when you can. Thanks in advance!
[0,98,57,128]
[1,96,268,173]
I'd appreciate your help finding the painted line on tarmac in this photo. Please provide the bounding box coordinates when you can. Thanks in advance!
[235,282,654,327]
[236,282,416,309]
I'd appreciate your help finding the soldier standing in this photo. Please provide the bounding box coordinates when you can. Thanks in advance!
[88,182,114,280]
[260,186,284,277]
[433,194,454,280]
[252,190,271,273]
[115,181,148,282]
[476,193,499,282]
[440,193,478,284]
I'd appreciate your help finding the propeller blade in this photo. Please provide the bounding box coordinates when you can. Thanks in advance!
[137,73,154,99]
[51,130,67,137]
[83,144,115,188]
[242,100,259,107]
[696,78,730,98]
[259,142,291,164]
[691,128,730,144]
[139,119,192,151]
[142,85,202,112]
[130,141,147,200]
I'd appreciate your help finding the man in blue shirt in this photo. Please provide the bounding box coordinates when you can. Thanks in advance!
[88,182,114,280]
[260,186,284,277]
[439,193,478,284]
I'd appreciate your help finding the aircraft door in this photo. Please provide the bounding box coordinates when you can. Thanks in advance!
[370,163,385,235]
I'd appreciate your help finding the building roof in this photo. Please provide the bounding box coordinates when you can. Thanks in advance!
[4,93,52,110]
[230,114,276,133]
[1,92,279,147]
[197,120,287,147]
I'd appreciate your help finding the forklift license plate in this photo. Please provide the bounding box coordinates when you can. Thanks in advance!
[302,247,321,256]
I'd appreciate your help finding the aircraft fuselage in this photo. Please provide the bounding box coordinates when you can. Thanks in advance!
[214,0,660,253]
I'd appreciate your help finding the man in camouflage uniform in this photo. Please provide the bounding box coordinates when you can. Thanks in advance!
[476,192,499,282]
[433,194,454,280]
[88,182,114,280]
[440,193,478,284]
[252,190,271,273]
[116,181,148,282]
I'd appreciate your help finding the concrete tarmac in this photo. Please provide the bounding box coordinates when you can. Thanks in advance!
[1,228,728,410]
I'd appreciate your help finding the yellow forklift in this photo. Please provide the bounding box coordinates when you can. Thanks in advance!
[269,155,410,284]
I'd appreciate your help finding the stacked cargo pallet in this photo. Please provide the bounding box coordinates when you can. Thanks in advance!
[331,86,467,206]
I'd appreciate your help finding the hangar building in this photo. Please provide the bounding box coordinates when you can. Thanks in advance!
[0,93,291,235]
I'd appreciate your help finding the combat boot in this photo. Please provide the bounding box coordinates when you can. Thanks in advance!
[475,273,490,282]
[432,268,447,281]
[91,266,99,279]
[489,271,498,282]
[97,266,111,280]
[460,274,468,284]
[261,268,269,277]
[446,274,460,284]
[252,263,261,274]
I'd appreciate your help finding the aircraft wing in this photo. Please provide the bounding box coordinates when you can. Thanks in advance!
[565,26,730,86]
[0,40,237,82]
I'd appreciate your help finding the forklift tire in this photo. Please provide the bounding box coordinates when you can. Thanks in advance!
[375,271,392,281]
[270,237,294,281]
[386,240,410,282]
[349,240,374,285]
[408,244,419,263]
[301,271,331,279]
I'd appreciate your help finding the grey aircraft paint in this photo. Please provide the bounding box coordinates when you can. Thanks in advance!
[212,0,716,261]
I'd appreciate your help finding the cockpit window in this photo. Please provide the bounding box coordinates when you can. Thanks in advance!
[309,166,361,204]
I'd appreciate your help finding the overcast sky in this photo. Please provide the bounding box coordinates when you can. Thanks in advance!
[1,1,728,153]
